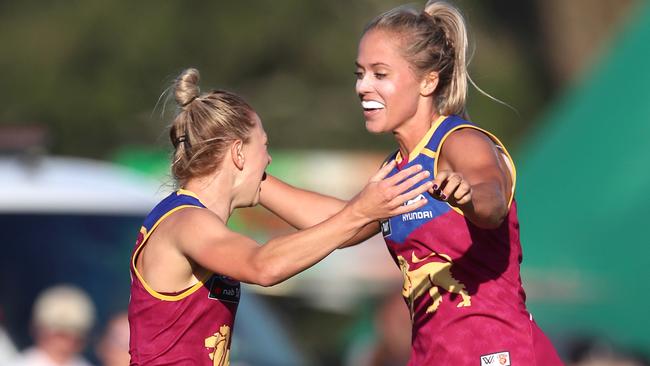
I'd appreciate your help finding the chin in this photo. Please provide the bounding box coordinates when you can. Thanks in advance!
[365,120,388,134]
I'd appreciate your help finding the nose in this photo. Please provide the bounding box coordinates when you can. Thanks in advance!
[356,74,371,97]
[267,153,272,165]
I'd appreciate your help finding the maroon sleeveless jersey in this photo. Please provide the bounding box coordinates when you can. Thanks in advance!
[381,116,563,365]
[128,189,240,365]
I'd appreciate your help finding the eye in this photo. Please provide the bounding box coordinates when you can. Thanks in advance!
[374,72,387,80]
[353,71,363,80]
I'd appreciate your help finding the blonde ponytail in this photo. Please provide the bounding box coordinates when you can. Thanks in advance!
[424,1,468,116]
[168,68,255,187]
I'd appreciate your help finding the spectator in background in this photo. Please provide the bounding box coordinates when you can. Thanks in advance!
[95,312,129,366]
[0,307,18,366]
[566,336,649,366]
[11,285,95,366]
[345,291,411,366]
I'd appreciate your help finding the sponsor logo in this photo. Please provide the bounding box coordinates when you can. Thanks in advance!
[405,194,426,206]
[401,194,433,222]
[208,275,241,303]
[381,219,392,237]
[480,351,510,366]
[401,211,433,221]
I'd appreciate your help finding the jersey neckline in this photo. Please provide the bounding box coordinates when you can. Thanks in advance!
[396,115,448,165]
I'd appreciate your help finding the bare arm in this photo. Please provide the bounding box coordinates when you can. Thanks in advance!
[259,175,347,229]
[434,128,512,229]
[181,162,432,286]
[259,173,382,248]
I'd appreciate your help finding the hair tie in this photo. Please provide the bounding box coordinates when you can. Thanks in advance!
[181,95,199,107]
[173,135,187,148]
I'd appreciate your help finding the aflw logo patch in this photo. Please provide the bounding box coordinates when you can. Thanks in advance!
[480,351,510,366]
[380,219,391,237]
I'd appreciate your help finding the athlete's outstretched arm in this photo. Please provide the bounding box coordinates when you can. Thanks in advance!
[433,128,513,229]
[259,175,346,229]
[259,164,406,247]
[180,163,432,286]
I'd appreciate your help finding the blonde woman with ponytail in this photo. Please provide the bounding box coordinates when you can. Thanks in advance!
[261,1,563,364]
[127,68,431,365]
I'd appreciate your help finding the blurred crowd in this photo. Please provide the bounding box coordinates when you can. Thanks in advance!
[1,284,648,366]
[0,285,129,366]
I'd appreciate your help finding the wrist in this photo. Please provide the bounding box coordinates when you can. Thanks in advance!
[343,199,372,227]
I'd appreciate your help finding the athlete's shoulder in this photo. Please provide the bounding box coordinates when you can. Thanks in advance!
[440,114,475,130]
[142,191,200,229]
[169,204,221,230]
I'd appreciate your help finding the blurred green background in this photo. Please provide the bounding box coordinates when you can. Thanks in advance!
[2,0,648,365]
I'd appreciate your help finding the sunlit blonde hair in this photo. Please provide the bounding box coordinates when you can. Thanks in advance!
[364,1,471,117]
[169,68,255,186]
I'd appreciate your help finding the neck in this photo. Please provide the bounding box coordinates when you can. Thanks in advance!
[183,172,234,223]
[394,101,440,161]
[37,337,80,365]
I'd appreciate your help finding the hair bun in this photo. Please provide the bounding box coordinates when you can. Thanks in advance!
[175,68,201,107]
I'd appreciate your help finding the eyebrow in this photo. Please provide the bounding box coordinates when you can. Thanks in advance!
[355,61,391,68]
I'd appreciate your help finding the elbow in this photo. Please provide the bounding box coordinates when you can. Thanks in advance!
[470,203,508,230]
[252,263,285,287]
[476,213,506,229]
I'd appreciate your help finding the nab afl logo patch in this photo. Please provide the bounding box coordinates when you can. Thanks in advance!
[480,351,510,366]
[381,219,392,237]
[208,275,241,303]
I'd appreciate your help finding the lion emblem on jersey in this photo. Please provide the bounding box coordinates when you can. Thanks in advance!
[398,251,471,316]
[204,325,231,366]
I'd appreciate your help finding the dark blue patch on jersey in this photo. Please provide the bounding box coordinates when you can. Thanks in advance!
[384,115,474,244]
[208,275,241,303]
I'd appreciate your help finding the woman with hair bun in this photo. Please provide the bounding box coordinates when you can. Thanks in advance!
[260,1,564,364]
[127,68,431,365]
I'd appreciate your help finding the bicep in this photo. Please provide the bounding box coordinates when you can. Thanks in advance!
[176,212,262,283]
[438,129,512,195]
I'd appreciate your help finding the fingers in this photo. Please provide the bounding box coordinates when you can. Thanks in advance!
[390,181,432,216]
[384,164,423,185]
[430,170,472,205]
[453,181,472,205]
[431,170,450,193]
[394,170,430,195]
[370,160,397,182]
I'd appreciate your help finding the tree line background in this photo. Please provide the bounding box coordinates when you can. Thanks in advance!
[0,0,634,159]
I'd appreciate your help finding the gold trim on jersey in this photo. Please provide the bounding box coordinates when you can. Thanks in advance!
[396,115,447,164]
[433,125,517,216]
[131,199,212,301]
[421,148,437,159]
[177,188,203,201]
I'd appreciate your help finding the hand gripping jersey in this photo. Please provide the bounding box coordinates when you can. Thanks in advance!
[381,115,563,365]
[128,189,240,366]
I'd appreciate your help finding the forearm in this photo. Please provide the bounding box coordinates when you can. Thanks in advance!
[252,204,368,286]
[460,181,508,229]
[339,221,380,248]
[260,175,347,229]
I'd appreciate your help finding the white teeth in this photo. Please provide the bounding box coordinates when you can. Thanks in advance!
[362,100,385,110]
